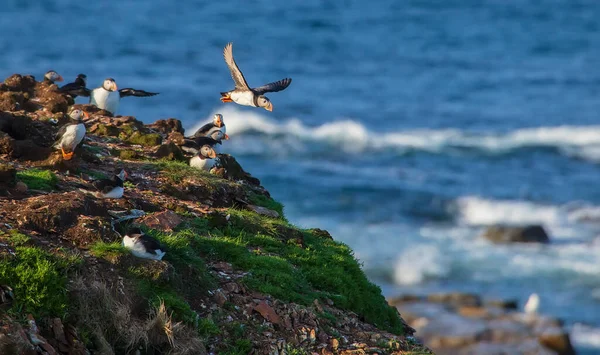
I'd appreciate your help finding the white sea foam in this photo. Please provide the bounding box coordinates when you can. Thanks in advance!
[393,244,450,285]
[571,323,600,349]
[188,107,600,159]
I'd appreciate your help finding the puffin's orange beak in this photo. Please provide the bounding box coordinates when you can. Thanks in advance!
[57,75,64,82]
[208,149,217,158]
[265,102,273,112]
[224,134,230,140]
[113,83,118,91]
[83,112,89,119]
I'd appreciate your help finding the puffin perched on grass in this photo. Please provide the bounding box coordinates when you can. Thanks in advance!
[43,70,63,84]
[189,145,218,172]
[53,109,88,160]
[220,42,291,111]
[192,114,226,138]
[75,78,158,114]
[122,227,166,260]
[59,74,87,98]
[90,169,127,198]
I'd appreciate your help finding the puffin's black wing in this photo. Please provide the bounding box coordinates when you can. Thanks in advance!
[119,88,159,98]
[192,122,215,138]
[252,78,292,95]
[223,43,250,90]
[54,124,69,141]
[91,178,115,193]
[60,86,91,97]
[192,136,221,147]
[139,235,164,254]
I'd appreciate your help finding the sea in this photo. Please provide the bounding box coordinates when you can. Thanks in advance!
[1,1,600,353]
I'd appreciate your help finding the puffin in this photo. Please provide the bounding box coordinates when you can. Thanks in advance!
[53,109,89,160]
[220,42,292,111]
[189,145,218,172]
[192,114,226,138]
[524,293,539,314]
[182,130,228,155]
[90,169,128,198]
[122,227,166,260]
[43,70,64,84]
[75,78,158,114]
[59,74,87,98]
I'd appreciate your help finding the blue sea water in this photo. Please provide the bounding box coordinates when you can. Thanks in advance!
[2,0,600,352]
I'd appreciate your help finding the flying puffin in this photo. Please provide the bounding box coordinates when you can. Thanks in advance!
[220,42,292,111]
[75,78,158,114]
[53,109,88,160]
[90,169,128,198]
[189,145,218,172]
[122,227,166,260]
[192,114,226,138]
[59,74,87,98]
[182,130,228,155]
[43,70,63,84]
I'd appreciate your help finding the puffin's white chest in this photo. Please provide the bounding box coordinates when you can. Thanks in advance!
[61,124,86,150]
[230,91,256,107]
[100,186,124,199]
[122,236,165,260]
[190,156,215,171]
[91,88,120,114]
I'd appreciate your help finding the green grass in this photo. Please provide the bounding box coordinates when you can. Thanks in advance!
[8,230,31,246]
[198,318,221,339]
[16,168,58,191]
[0,247,80,317]
[84,170,108,180]
[176,209,405,334]
[247,192,286,220]
[90,241,128,261]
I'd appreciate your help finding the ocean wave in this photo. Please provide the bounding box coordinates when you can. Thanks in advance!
[571,323,600,349]
[188,107,600,160]
[393,244,450,285]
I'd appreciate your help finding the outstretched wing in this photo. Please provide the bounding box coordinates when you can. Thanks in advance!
[192,122,215,138]
[119,88,159,98]
[252,78,292,95]
[223,42,250,90]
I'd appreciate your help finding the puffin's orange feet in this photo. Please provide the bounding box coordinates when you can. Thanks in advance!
[61,147,74,160]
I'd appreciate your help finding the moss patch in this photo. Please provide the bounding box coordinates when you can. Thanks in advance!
[0,247,80,317]
[128,132,162,147]
[16,168,58,191]
[94,124,120,137]
[90,241,128,263]
[248,192,285,220]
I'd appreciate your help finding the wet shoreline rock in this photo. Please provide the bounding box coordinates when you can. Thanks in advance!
[481,225,551,244]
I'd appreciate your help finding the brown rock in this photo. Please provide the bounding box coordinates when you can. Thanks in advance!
[484,299,518,310]
[223,282,241,293]
[427,292,482,307]
[481,225,550,244]
[0,91,25,111]
[139,210,183,232]
[331,338,339,351]
[4,74,36,93]
[457,306,489,319]
[537,328,575,355]
[168,131,186,145]
[254,301,282,325]
[148,118,184,134]
[247,204,280,218]
[0,164,16,188]
[214,289,227,306]
[308,228,334,240]
[217,154,261,185]
[14,181,28,193]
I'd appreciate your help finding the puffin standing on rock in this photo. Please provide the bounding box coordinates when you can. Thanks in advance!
[192,114,226,138]
[220,42,292,111]
[189,145,218,172]
[43,70,63,84]
[53,109,88,160]
[182,130,228,155]
[88,169,128,198]
[76,78,159,114]
[59,74,87,98]
[122,227,166,260]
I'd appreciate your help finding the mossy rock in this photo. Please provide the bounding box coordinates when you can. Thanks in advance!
[119,150,140,160]
[154,142,185,161]
[128,132,162,147]
[94,124,120,137]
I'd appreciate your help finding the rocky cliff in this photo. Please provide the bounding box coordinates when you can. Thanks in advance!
[0,74,429,355]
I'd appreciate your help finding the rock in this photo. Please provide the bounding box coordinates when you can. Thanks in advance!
[484,299,518,310]
[483,319,529,343]
[457,306,490,319]
[0,164,16,188]
[128,131,162,147]
[254,301,282,325]
[139,210,183,232]
[537,328,575,355]
[167,131,186,145]
[214,289,228,306]
[14,181,27,193]
[4,74,36,93]
[427,292,482,307]
[247,204,280,218]
[92,124,120,137]
[154,142,185,161]
[481,225,550,244]
[217,154,261,185]
[308,228,334,240]
[418,313,488,350]
[0,91,25,111]
[148,118,184,134]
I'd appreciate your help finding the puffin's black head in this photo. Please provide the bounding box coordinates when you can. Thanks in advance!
[44,70,64,83]
[116,169,128,181]
[126,227,144,236]
[103,78,118,92]
[213,114,224,127]
[69,109,89,122]
[200,145,217,159]
[77,74,87,85]
[257,95,273,112]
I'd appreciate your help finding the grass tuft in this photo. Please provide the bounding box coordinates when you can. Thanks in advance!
[8,230,31,246]
[16,168,58,191]
[90,241,128,262]
[0,247,80,317]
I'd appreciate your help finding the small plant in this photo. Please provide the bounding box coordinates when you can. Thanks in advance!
[16,169,57,191]
[8,230,31,246]
[197,318,220,339]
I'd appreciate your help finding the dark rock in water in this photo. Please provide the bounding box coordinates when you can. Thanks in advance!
[427,292,482,307]
[537,327,576,355]
[0,164,16,188]
[154,142,185,161]
[148,118,184,135]
[481,225,550,244]
[484,299,518,310]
